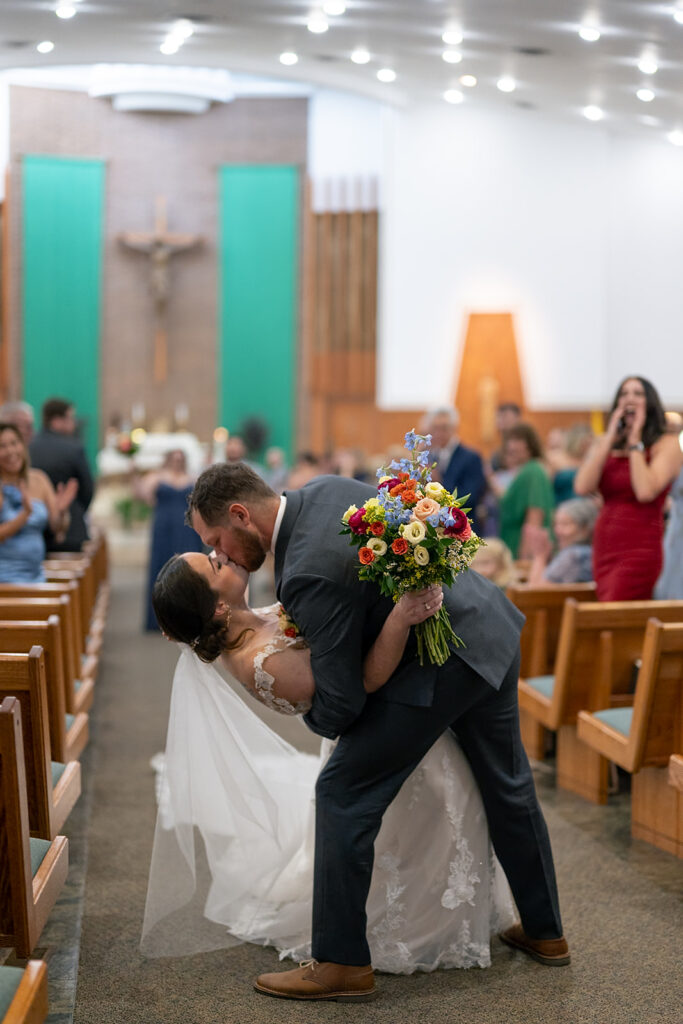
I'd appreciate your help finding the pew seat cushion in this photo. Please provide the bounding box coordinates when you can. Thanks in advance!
[524,675,555,699]
[65,713,76,730]
[0,965,24,1019]
[592,707,633,737]
[74,680,83,693]
[51,761,66,787]
[29,836,51,876]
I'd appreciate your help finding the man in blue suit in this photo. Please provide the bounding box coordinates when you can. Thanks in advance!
[425,407,487,535]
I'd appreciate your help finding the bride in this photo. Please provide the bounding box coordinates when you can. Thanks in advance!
[141,551,517,971]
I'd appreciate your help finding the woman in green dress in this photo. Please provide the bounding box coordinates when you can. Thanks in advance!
[498,423,555,558]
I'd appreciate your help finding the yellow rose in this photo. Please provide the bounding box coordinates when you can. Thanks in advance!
[413,544,430,566]
[425,482,445,500]
[367,538,387,556]
[365,498,380,509]
[401,520,426,545]
[342,504,358,523]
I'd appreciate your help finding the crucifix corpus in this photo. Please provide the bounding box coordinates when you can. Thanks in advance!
[119,196,202,382]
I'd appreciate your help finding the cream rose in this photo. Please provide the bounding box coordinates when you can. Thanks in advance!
[342,504,358,523]
[367,537,387,556]
[413,544,430,566]
[413,497,441,522]
[425,481,446,500]
[401,520,426,545]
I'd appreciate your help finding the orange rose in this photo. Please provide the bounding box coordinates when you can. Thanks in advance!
[391,537,409,555]
[389,484,403,498]
[402,489,418,506]
[413,497,441,522]
[370,521,386,536]
[359,547,375,565]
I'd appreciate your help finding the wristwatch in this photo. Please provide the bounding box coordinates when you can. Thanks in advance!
[628,441,645,452]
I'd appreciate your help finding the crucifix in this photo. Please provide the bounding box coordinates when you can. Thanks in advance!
[119,196,202,382]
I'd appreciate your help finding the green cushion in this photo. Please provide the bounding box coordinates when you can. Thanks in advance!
[65,713,76,730]
[524,674,555,699]
[0,965,24,1019]
[51,760,66,787]
[592,707,633,737]
[29,836,51,877]
[74,679,83,692]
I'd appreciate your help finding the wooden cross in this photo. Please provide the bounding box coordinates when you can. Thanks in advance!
[119,196,202,382]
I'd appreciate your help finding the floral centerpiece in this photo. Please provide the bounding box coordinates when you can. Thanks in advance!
[116,432,141,457]
[340,429,484,666]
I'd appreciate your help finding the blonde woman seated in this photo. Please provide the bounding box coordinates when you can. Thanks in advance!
[523,498,598,587]
[142,551,517,970]
[470,538,515,590]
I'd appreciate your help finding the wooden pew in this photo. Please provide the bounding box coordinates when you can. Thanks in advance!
[0,597,93,717]
[0,585,84,687]
[0,960,48,1024]
[506,583,598,759]
[669,754,683,793]
[577,620,683,857]
[0,619,88,763]
[0,650,80,839]
[518,599,683,803]
[0,697,69,958]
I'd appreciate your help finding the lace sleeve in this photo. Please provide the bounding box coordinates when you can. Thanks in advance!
[252,638,312,716]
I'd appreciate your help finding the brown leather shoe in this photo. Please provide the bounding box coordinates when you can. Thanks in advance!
[254,960,377,1001]
[500,924,570,966]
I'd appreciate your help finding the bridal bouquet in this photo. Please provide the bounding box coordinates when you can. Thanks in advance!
[340,429,483,666]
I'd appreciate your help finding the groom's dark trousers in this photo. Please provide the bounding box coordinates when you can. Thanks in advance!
[275,476,563,967]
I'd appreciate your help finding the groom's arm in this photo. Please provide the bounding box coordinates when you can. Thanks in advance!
[282,574,367,739]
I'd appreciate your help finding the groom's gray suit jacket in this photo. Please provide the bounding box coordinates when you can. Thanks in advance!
[274,476,524,738]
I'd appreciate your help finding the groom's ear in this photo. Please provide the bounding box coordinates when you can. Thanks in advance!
[227,502,251,526]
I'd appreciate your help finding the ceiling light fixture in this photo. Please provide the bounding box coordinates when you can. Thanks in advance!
[674,3,683,25]
[497,76,516,93]
[442,50,462,64]
[579,21,601,42]
[173,19,194,39]
[444,89,464,104]
[583,104,604,121]
[442,29,463,46]
[279,51,299,66]
[377,68,397,83]
[459,74,477,87]
[55,4,76,18]
[638,55,658,75]
[307,15,329,34]
[323,1,346,14]
[636,88,655,103]
[351,48,370,64]
[160,40,180,55]
[667,129,683,145]
[37,40,55,53]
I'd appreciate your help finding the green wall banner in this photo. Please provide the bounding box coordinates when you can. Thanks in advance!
[22,155,105,467]
[219,165,299,459]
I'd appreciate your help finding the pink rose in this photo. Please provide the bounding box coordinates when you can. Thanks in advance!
[455,521,472,540]
[378,477,401,491]
[443,507,469,537]
[348,508,368,535]
[412,497,441,522]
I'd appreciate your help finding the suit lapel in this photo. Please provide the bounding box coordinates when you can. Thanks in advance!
[273,488,303,598]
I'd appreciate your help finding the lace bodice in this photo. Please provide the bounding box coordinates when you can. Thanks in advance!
[250,604,312,716]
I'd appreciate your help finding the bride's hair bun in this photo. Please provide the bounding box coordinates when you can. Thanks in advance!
[191,619,229,664]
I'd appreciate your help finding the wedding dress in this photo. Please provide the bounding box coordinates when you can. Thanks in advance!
[141,607,517,971]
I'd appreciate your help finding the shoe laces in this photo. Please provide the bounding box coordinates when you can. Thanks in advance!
[299,959,318,971]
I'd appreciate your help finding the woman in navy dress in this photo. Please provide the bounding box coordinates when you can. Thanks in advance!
[136,449,204,630]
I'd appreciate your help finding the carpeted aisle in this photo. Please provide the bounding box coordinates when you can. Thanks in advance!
[72,566,682,1024]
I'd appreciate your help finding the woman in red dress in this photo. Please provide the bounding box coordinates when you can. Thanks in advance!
[574,376,682,600]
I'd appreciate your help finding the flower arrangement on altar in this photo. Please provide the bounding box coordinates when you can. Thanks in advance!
[340,429,484,666]
[115,431,142,457]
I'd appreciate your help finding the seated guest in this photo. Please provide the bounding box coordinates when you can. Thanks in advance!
[525,498,598,586]
[546,423,594,505]
[489,402,521,472]
[498,423,555,559]
[423,406,487,534]
[0,400,35,446]
[29,397,93,552]
[471,537,515,589]
[0,422,77,582]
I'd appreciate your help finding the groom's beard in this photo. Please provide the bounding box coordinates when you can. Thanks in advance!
[233,526,268,572]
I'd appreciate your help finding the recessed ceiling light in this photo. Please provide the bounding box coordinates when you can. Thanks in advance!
[55,4,76,18]
[638,55,658,75]
[377,68,397,83]
[323,1,346,14]
[442,29,463,46]
[279,51,299,66]
[36,40,55,53]
[351,48,370,64]
[583,104,604,121]
[636,88,655,103]
[674,3,683,26]
[160,40,180,55]
[308,15,329,34]
[173,19,194,39]
[444,89,464,104]
[442,50,462,64]
[497,76,516,93]
[459,74,477,87]
[667,129,683,146]
[579,25,601,42]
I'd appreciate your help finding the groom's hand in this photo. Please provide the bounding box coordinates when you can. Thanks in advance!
[392,586,444,627]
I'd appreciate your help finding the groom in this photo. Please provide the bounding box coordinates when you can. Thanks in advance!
[188,462,569,1000]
